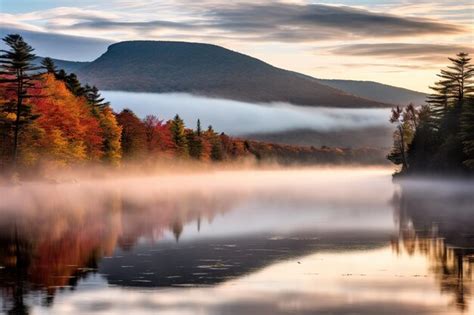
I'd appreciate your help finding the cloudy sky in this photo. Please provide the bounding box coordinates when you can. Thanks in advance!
[1,0,472,92]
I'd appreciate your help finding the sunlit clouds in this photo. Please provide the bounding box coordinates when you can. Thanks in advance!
[0,0,472,91]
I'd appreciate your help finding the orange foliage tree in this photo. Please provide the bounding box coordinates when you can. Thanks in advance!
[29,74,104,166]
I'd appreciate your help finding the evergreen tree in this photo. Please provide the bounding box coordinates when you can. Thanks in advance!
[460,97,474,170]
[427,80,450,128]
[206,125,223,161]
[65,73,84,96]
[0,34,40,168]
[197,119,202,136]
[406,105,438,173]
[170,114,188,157]
[56,69,67,81]
[41,57,57,74]
[187,119,203,160]
[84,85,109,110]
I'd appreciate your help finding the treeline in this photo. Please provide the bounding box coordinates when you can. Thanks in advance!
[0,35,257,174]
[0,34,388,177]
[388,52,474,176]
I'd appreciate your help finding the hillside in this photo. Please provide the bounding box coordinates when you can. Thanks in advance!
[33,57,90,73]
[76,41,389,108]
[318,79,427,105]
[35,41,427,108]
[245,126,393,149]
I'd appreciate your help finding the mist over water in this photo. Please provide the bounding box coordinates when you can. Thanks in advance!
[102,91,391,135]
[0,167,472,315]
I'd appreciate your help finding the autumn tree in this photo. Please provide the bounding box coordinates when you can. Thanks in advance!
[143,115,161,152]
[30,74,104,165]
[169,114,188,157]
[0,34,40,168]
[99,107,122,165]
[116,109,147,159]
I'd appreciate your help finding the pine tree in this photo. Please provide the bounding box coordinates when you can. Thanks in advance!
[65,73,84,96]
[460,97,474,169]
[206,125,223,161]
[41,57,57,74]
[427,80,450,128]
[170,114,188,157]
[197,119,202,136]
[84,85,109,110]
[0,34,40,168]
[187,119,203,160]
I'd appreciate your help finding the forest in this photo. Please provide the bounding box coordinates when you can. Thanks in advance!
[0,34,385,179]
[387,52,474,176]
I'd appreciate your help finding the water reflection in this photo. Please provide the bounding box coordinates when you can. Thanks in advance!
[0,169,472,314]
[392,179,474,312]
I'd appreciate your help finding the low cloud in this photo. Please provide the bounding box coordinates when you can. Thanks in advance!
[0,27,111,61]
[102,91,390,135]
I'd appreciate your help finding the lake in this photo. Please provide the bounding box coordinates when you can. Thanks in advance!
[0,168,472,314]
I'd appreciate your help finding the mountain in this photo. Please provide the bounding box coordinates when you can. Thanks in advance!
[35,41,427,108]
[244,126,393,149]
[318,79,427,105]
[75,41,390,108]
[33,57,90,73]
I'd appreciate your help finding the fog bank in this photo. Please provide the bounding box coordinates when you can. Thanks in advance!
[103,91,390,135]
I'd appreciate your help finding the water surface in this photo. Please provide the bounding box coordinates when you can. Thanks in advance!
[0,168,472,314]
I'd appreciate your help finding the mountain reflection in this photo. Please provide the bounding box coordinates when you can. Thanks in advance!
[392,179,474,312]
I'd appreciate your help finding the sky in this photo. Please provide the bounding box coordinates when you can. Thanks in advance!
[1,0,473,92]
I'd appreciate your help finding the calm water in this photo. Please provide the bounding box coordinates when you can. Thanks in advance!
[0,168,473,314]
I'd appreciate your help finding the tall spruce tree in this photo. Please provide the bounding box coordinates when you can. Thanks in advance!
[0,34,40,168]
[460,97,474,170]
[65,73,84,96]
[84,85,110,110]
[187,119,203,159]
[41,57,57,74]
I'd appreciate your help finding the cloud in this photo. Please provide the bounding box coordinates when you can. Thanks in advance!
[328,43,474,61]
[102,91,390,135]
[205,3,463,42]
[4,3,464,45]
[0,27,112,61]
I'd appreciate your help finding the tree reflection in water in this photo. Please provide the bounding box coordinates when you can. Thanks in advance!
[0,172,472,314]
[0,183,238,314]
[391,179,474,312]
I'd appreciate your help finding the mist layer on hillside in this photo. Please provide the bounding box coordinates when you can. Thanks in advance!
[102,91,391,135]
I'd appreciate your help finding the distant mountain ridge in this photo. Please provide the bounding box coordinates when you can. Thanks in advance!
[318,79,426,106]
[38,41,427,107]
